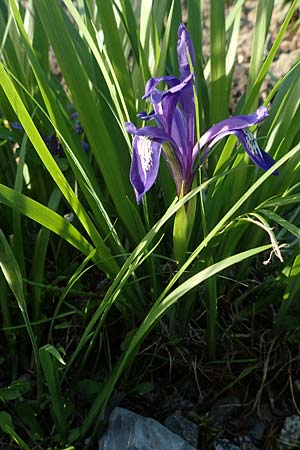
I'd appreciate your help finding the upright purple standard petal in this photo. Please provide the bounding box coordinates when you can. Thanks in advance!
[177,24,196,158]
[130,135,162,203]
[177,24,195,81]
[144,73,194,136]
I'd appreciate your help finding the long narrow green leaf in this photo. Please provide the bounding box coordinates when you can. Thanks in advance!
[0,184,95,259]
[49,248,97,341]
[0,411,31,450]
[225,2,243,107]
[246,0,274,96]
[260,193,300,209]
[118,0,140,64]
[12,131,28,278]
[276,254,300,324]
[95,0,134,113]
[39,345,66,439]
[210,0,227,122]
[30,0,49,73]
[63,0,131,124]
[156,0,175,76]
[0,5,31,110]
[31,188,61,321]
[260,209,300,239]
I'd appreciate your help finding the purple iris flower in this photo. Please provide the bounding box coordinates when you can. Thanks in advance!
[125,24,278,204]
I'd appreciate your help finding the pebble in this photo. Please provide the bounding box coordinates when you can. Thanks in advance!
[214,437,261,450]
[279,415,300,450]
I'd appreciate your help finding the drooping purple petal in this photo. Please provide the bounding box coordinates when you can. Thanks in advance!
[197,127,278,175]
[125,122,180,154]
[235,129,278,174]
[197,129,236,165]
[130,135,162,203]
[177,24,195,81]
[126,122,185,199]
[199,107,268,149]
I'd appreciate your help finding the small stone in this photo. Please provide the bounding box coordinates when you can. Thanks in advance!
[214,437,261,450]
[279,415,300,450]
[214,439,240,450]
[164,415,199,448]
[98,407,198,450]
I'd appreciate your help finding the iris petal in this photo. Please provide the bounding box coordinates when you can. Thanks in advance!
[177,24,195,81]
[130,135,162,203]
[149,74,194,136]
[125,122,180,155]
[235,129,279,175]
[126,122,185,201]
[197,106,269,151]
[143,76,180,100]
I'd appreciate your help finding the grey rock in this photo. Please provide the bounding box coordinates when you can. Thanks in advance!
[164,415,199,448]
[211,396,241,418]
[98,407,198,450]
[214,437,261,450]
[214,439,240,450]
[279,415,300,449]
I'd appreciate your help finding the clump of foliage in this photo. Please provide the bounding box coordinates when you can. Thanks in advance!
[0,0,300,448]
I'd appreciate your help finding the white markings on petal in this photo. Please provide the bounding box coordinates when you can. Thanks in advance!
[138,136,154,174]
[244,129,263,158]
